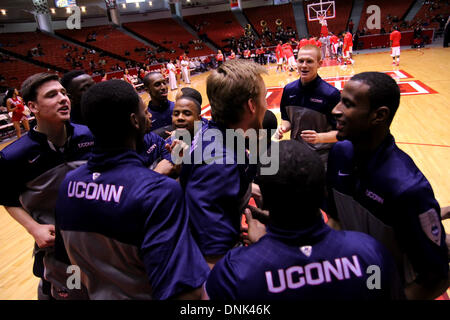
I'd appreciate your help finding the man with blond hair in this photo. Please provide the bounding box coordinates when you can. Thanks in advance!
[180,60,268,268]
[276,44,340,166]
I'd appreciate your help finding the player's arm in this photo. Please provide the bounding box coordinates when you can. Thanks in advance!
[6,99,16,113]
[301,130,338,144]
[395,190,449,300]
[5,206,55,248]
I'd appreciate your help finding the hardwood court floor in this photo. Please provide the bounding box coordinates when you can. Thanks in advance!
[0,47,449,299]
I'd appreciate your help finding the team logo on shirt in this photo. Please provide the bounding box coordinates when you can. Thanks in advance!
[419,208,442,246]
[146,144,157,154]
[92,172,101,181]
[310,98,323,103]
[300,246,312,257]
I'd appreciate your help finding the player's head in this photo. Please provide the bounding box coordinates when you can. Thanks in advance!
[21,72,70,125]
[4,87,16,102]
[143,72,168,104]
[207,59,267,130]
[332,72,400,142]
[81,80,150,148]
[297,44,322,84]
[258,140,325,229]
[173,87,202,136]
[60,70,94,124]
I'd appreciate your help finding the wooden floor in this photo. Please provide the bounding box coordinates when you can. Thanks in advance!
[1,47,449,299]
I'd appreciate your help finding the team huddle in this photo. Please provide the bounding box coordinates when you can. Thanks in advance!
[0,44,448,300]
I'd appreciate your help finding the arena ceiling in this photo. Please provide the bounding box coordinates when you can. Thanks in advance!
[0,0,230,23]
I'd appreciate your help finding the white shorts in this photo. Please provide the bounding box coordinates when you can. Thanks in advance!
[277,58,283,65]
[391,46,400,57]
[332,44,338,54]
[288,56,296,68]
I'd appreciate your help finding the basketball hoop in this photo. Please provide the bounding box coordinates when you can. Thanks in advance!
[307,0,335,22]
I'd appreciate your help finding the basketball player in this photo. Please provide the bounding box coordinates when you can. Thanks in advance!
[328,72,449,300]
[180,60,267,269]
[143,72,175,136]
[276,44,340,165]
[0,73,95,299]
[60,70,95,125]
[282,40,296,72]
[329,32,339,60]
[205,140,404,300]
[54,80,209,299]
[4,88,30,138]
[390,26,402,66]
[343,31,354,65]
[216,50,224,67]
[319,14,328,37]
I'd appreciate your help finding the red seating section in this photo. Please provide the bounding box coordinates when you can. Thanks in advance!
[304,0,353,37]
[410,1,450,30]
[184,11,244,51]
[0,31,124,73]
[123,18,213,60]
[244,3,298,37]
[0,58,56,89]
[357,0,415,34]
[57,25,151,63]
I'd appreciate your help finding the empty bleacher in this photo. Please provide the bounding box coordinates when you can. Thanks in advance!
[123,18,213,60]
[57,25,151,64]
[184,11,244,51]
[0,57,56,91]
[410,0,450,31]
[0,31,124,74]
[303,0,353,37]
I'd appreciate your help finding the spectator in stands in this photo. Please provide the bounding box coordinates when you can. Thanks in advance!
[60,70,95,125]
[5,88,30,138]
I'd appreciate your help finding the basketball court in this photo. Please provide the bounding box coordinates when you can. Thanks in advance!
[1,43,449,300]
[0,0,449,299]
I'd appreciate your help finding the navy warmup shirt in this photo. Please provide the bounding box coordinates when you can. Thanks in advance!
[206,219,404,300]
[280,76,340,163]
[148,99,175,132]
[180,120,257,256]
[0,123,94,278]
[138,131,172,168]
[327,134,448,286]
[55,149,209,299]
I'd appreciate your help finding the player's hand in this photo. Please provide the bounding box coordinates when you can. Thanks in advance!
[31,224,55,248]
[165,139,189,164]
[244,208,267,244]
[301,130,321,144]
[441,206,450,220]
[274,125,287,140]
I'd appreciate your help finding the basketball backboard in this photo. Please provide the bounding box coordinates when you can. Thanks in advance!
[307,0,335,21]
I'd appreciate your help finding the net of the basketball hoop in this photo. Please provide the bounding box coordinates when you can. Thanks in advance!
[307,0,336,21]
